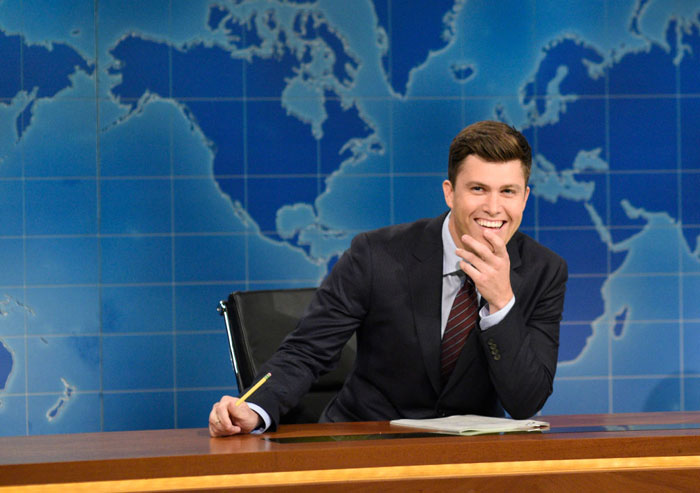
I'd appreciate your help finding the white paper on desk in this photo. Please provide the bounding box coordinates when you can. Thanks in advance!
[390,414,549,435]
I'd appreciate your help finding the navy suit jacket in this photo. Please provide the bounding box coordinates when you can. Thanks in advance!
[251,212,568,428]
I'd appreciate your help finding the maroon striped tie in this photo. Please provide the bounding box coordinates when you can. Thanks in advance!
[440,279,478,382]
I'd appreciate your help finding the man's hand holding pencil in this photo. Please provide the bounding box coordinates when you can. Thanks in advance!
[209,373,271,437]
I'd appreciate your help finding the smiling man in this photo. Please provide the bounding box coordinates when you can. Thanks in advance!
[209,121,568,437]
[442,122,533,315]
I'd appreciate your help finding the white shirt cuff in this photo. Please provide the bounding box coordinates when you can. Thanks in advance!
[245,402,272,434]
[479,295,515,330]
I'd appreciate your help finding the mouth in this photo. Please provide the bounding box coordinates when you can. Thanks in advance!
[476,219,505,230]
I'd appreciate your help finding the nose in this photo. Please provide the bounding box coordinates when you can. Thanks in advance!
[483,192,500,215]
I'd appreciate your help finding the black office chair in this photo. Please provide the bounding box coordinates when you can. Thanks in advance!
[218,287,356,424]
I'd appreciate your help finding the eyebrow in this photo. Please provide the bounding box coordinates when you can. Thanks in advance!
[467,181,524,191]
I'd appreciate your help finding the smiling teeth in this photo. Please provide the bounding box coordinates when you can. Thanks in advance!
[477,219,503,228]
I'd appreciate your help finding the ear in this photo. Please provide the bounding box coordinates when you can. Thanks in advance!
[523,185,530,207]
[442,179,454,209]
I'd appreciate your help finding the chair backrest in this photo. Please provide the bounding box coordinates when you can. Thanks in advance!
[220,287,356,424]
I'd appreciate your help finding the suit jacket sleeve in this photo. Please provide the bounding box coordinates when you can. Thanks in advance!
[476,234,568,419]
[246,232,372,428]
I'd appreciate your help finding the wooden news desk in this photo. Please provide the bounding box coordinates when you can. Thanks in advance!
[2,412,700,492]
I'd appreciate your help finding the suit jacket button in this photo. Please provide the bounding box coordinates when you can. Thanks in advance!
[494,353,501,361]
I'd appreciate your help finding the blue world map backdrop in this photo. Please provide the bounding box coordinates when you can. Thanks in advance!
[1,0,699,435]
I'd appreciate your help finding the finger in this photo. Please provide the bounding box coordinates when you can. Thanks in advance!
[214,400,241,434]
[213,402,229,426]
[481,228,507,255]
[460,234,493,260]
[226,397,242,414]
[209,405,228,437]
[227,398,253,422]
[460,257,492,283]
[209,419,226,437]
[459,259,480,278]
[456,248,486,273]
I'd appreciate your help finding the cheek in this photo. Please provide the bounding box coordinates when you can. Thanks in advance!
[459,214,478,234]
[454,203,473,221]
[507,204,526,220]
[505,208,525,232]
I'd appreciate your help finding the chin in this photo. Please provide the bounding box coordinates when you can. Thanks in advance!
[472,231,492,245]
[486,229,511,245]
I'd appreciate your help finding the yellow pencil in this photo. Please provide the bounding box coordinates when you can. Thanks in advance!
[235,373,271,406]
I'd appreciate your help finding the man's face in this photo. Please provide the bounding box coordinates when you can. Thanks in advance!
[443,154,530,249]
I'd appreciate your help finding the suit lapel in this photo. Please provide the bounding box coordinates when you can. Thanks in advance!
[507,232,524,297]
[407,214,445,396]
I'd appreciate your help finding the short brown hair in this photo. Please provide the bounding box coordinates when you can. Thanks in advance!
[448,120,532,185]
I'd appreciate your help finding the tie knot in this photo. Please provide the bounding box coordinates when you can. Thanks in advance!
[457,278,474,295]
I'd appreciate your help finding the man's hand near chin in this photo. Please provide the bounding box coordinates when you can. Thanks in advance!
[208,395,263,437]
[455,228,513,313]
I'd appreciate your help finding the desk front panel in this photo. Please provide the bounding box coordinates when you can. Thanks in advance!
[2,412,700,491]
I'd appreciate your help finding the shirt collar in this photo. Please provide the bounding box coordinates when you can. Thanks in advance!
[442,212,463,276]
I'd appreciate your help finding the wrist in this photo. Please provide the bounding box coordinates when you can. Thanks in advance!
[488,292,513,314]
